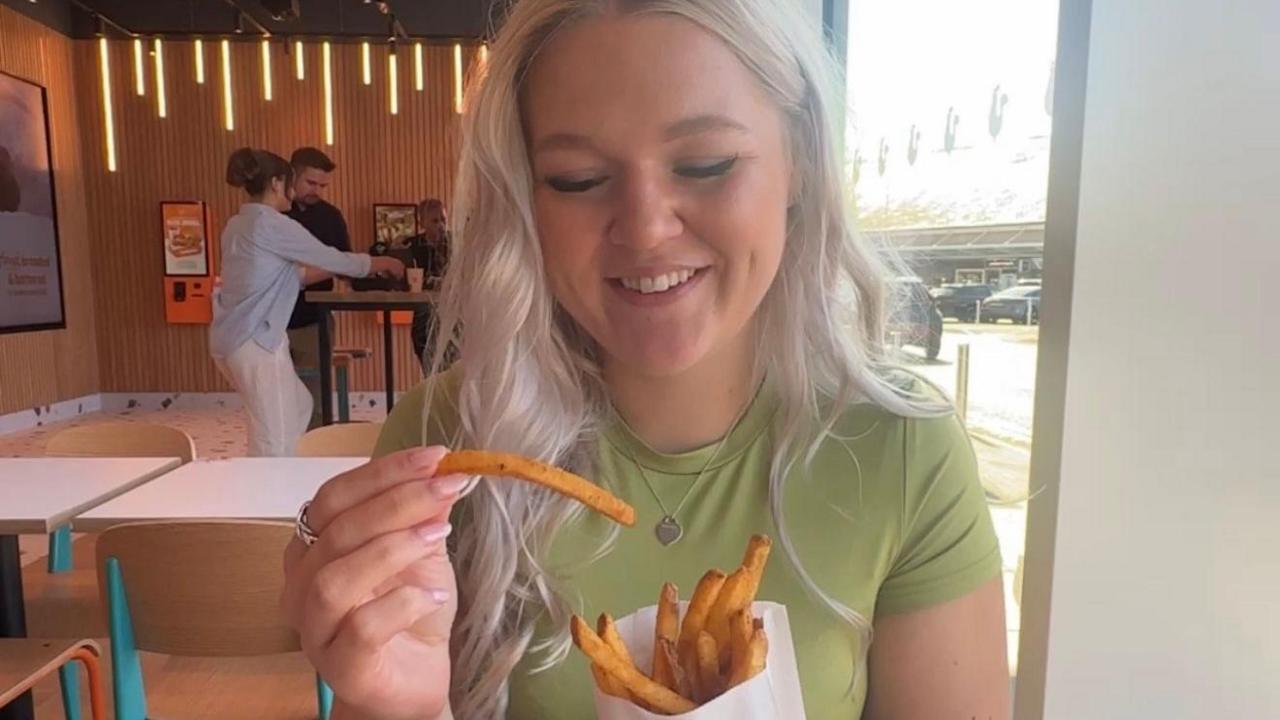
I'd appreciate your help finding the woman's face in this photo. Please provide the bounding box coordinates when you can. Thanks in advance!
[524,14,792,379]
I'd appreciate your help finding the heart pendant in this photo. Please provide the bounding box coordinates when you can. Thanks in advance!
[655,516,683,546]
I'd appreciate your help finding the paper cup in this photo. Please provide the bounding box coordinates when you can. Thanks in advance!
[592,601,806,720]
[406,267,425,292]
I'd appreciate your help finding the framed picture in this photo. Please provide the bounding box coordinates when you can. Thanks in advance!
[373,203,418,250]
[161,201,210,276]
[0,70,66,334]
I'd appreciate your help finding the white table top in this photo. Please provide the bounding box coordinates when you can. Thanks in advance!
[73,457,366,532]
[0,457,183,534]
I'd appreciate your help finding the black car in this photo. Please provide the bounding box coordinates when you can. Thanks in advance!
[981,285,1041,323]
[887,278,943,360]
[930,283,994,322]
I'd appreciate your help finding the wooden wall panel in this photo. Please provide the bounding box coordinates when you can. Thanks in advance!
[77,39,473,394]
[0,7,99,415]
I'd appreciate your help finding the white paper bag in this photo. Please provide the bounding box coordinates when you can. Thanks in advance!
[592,601,806,719]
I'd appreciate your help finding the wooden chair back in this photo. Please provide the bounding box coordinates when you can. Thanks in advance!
[296,422,383,458]
[47,423,197,464]
[95,521,298,657]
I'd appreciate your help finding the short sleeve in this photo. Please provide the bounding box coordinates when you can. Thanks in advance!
[875,414,1002,615]
[372,368,463,458]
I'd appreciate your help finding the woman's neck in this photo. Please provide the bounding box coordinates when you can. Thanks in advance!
[604,329,759,454]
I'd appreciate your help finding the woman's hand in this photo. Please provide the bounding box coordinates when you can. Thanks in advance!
[282,447,469,720]
[370,256,407,279]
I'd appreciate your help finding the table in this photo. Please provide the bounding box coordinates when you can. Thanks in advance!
[73,457,366,532]
[305,290,436,426]
[0,457,180,720]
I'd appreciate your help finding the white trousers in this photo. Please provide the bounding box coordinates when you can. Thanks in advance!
[216,339,312,457]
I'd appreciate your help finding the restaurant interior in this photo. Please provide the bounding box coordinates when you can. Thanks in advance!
[0,0,1275,718]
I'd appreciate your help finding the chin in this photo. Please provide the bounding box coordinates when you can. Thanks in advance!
[607,338,711,379]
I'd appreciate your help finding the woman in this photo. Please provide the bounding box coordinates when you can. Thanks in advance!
[212,148,403,456]
[282,1,1009,718]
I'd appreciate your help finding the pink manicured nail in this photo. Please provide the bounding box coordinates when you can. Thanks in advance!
[431,475,470,499]
[410,446,446,468]
[425,588,451,604]
[415,522,452,544]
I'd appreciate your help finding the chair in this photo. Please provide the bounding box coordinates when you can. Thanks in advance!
[296,422,383,458]
[30,423,196,719]
[296,347,371,423]
[45,422,197,572]
[0,638,106,720]
[96,521,331,720]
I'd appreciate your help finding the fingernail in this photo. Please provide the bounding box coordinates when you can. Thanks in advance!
[431,475,471,499]
[425,588,451,605]
[410,446,446,468]
[415,522,452,545]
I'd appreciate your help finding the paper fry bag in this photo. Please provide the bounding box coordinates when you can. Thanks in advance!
[592,601,806,719]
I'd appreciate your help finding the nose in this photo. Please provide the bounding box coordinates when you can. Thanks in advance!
[607,170,683,251]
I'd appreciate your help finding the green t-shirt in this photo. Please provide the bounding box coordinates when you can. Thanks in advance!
[374,371,1000,719]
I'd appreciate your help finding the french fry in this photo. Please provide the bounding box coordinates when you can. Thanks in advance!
[727,627,769,688]
[695,631,724,703]
[592,663,630,699]
[436,450,635,526]
[598,614,635,667]
[728,608,754,675]
[656,637,693,700]
[571,616,697,715]
[708,534,772,656]
[677,570,727,676]
[653,583,680,687]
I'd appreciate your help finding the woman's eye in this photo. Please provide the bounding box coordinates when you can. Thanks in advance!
[675,155,738,179]
[546,176,608,193]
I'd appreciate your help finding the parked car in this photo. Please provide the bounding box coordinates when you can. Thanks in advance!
[981,285,1041,323]
[930,283,994,322]
[887,277,943,359]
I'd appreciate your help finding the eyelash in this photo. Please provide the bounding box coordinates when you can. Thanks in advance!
[545,155,740,194]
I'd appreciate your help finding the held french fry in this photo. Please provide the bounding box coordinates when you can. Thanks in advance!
[571,616,698,715]
[653,583,680,683]
[727,627,769,688]
[695,631,724,703]
[436,450,635,526]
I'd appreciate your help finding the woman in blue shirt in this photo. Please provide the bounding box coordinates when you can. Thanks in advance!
[212,148,403,456]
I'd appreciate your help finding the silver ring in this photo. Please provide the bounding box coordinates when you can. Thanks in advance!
[295,501,319,547]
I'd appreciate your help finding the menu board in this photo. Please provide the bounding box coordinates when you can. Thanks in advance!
[162,201,209,276]
[0,70,65,334]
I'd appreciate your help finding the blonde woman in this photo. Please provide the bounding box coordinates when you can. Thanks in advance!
[282,1,1010,718]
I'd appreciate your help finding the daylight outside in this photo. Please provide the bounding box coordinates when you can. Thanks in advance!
[845,0,1060,674]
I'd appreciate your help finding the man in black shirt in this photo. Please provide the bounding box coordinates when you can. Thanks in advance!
[407,198,452,373]
[285,147,350,429]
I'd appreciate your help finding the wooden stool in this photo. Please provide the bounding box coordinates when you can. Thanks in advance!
[299,347,370,423]
[0,638,106,720]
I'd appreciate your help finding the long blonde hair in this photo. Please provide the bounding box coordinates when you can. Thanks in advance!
[427,0,944,716]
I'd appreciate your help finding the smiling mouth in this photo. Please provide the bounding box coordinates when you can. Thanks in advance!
[612,268,705,295]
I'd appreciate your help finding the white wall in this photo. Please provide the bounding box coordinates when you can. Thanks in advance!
[1038,0,1280,718]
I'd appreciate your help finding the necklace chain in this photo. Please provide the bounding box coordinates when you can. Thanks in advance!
[617,386,758,544]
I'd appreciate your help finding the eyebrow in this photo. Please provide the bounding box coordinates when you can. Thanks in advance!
[532,114,750,155]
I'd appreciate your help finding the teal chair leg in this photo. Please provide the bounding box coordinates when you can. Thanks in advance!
[58,662,82,720]
[105,557,149,720]
[336,366,350,423]
[316,675,334,720]
[47,524,72,573]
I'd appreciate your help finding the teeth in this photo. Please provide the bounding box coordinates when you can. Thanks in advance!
[620,269,698,294]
